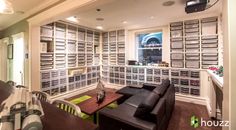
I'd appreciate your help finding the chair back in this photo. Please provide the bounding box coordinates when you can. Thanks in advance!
[6,80,16,87]
[32,91,48,102]
[15,85,26,88]
[52,99,81,116]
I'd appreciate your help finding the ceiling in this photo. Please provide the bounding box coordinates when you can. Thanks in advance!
[64,0,222,31]
[0,0,63,31]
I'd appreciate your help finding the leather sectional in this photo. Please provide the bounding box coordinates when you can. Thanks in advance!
[99,79,175,130]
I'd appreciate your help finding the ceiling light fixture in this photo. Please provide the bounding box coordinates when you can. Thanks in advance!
[150,16,155,19]
[122,21,127,24]
[66,16,78,23]
[0,0,14,14]
[96,18,104,21]
[96,26,103,30]
[162,1,175,7]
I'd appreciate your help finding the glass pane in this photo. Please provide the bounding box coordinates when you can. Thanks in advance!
[138,49,162,64]
[137,32,162,48]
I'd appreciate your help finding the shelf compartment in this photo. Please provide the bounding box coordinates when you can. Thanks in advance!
[55,23,66,39]
[181,87,190,94]
[171,53,184,60]
[78,54,85,66]
[118,53,125,65]
[55,39,66,52]
[162,69,169,76]
[78,42,85,53]
[40,25,53,38]
[154,76,161,83]
[86,54,93,65]
[102,54,109,65]
[170,22,183,27]
[171,60,184,68]
[68,40,76,53]
[51,71,59,79]
[171,71,180,76]
[41,81,50,89]
[68,54,77,67]
[190,88,200,96]
[190,80,200,87]
[201,17,218,35]
[170,30,183,38]
[41,71,50,80]
[40,53,54,70]
[78,29,85,41]
[55,53,66,69]
[86,31,93,42]
[67,25,77,40]
[154,69,161,75]
[186,61,200,68]
[171,41,183,49]
[171,78,179,85]
[191,71,200,78]
[180,71,189,77]
[59,85,67,93]
[180,79,189,85]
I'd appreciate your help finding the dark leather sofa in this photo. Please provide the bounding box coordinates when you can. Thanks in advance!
[99,79,175,130]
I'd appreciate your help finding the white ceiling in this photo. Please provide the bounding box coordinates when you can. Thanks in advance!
[0,0,63,31]
[65,0,222,31]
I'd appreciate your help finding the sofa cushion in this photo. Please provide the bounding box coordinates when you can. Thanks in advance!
[153,79,170,96]
[124,90,150,107]
[134,92,160,120]
[99,103,157,130]
[116,86,143,96]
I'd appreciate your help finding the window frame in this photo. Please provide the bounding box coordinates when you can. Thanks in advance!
[135,30,163,64]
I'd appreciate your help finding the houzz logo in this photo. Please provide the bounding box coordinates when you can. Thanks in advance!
[191,116,199,128]
[190,115,230,128]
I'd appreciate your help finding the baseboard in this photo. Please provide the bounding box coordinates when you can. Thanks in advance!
[176,94,212,117]
[205,98,213,117]
[50,85,97,100]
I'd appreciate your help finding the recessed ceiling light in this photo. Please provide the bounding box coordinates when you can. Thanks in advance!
[162,1,175,6]
[96,26,103,30]
[122,21,128,24]
[66,16,78,23]
[15,11,24,14]
[150,16,155,19]
[96,18,104,21]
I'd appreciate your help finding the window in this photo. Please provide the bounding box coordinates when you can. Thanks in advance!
[137,32,162,64]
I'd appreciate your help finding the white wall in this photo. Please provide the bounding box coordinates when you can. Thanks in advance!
[222,0,236,130]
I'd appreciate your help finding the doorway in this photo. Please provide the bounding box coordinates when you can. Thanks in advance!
[12,33,25,85]
[0,38,9,81]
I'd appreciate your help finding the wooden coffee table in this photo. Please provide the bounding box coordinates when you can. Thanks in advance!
[77,92,123,124]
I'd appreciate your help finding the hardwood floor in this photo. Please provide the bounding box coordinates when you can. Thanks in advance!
[167,101,222,130]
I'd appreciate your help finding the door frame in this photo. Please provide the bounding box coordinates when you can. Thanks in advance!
[0,37,10,81]
[11,32,25,85]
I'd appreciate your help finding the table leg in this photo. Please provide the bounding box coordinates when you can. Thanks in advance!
[93,113,97,124]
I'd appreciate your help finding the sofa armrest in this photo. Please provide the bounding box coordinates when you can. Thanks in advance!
[150,98,166,125]
[142,83,159,91]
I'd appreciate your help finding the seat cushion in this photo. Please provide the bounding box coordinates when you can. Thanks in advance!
[99,103,157,130]
[116,86,143,96]
[153,79,170,96]
[134,92,160,120]
[124,89,151,107]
